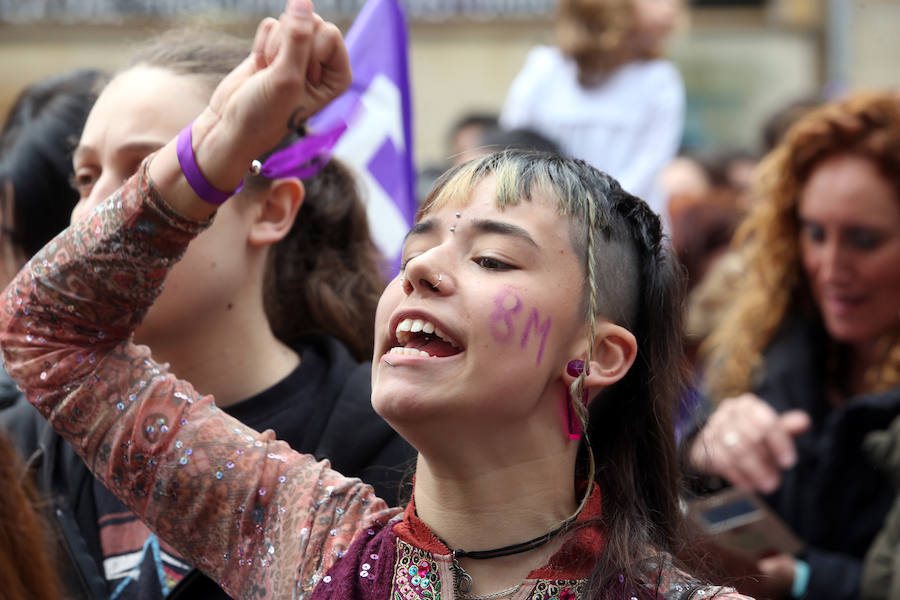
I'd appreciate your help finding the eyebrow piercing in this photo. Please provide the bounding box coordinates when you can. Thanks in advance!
[455,212,461,218]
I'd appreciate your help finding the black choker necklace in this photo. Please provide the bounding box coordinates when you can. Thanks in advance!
[436,493,589,596]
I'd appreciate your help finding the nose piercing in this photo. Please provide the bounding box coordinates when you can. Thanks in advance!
[430,273,443,290]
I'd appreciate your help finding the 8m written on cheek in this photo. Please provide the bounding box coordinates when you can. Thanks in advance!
[490,289,552,365]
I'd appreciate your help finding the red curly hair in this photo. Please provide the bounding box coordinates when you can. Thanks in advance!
[703,92,900,400]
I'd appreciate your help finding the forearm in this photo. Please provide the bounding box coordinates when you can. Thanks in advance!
[0,162,394,597]
[1,159,207,391]
[147,109,248,223]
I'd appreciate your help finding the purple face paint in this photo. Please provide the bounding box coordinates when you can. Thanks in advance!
[489,289,522,342]
[521,308,551,365]
[489,289,553,365]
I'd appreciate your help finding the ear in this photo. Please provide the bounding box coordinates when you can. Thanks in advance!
[247,178,304,247]
[561,321,637,396]
[585,321,637,388]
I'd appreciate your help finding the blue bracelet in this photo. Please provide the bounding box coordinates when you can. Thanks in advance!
[791,559,810,598]
[176,121,236,206]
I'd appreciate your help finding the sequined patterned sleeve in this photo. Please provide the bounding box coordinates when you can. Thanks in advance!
[0,160,400,600]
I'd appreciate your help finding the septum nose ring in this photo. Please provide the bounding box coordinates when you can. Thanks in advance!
[430,273,443,291]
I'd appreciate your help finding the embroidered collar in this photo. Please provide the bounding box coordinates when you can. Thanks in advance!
[393,485,605,580]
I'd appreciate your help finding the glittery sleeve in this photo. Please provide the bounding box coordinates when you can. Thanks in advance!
[0,159,400,600]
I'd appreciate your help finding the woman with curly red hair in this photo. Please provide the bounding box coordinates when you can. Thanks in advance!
[687,92,900,600]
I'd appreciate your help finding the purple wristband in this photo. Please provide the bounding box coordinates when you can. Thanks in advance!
[176,121,236,206]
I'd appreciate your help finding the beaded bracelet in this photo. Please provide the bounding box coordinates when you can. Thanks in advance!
[176,121,236,206]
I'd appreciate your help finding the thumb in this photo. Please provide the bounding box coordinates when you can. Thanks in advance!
[779,410,812,437]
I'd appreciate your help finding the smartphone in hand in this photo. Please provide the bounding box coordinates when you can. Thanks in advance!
[687,488,804,560]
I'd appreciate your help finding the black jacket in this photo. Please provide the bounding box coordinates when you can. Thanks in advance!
[752,315,900,600]
[1,335,416,600]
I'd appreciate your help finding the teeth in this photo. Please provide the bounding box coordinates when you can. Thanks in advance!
[394,318,460,348]
[389,347,431,357]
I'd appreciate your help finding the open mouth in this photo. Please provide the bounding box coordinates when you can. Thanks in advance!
[390,317,463,358]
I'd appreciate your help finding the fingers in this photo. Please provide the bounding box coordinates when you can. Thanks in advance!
[755,553,797,598]
[186,0,347,195]
[254,18,278,70]
[285,0,314,17]
[273,0,318,80]
[718,397,784,492]
[263,8,349,119]
[309,21,351,90]
[781,409,812,437]
[306,18,327,85]
[690,394,810,494]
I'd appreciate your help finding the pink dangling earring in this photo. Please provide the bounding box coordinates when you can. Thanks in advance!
[564,360,589,440]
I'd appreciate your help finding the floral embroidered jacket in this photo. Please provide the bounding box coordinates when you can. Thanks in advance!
[0,163,751,600]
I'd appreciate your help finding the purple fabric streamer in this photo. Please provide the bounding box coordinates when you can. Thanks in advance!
[258,121,349,180]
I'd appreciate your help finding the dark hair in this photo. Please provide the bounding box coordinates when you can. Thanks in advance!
[581,183,694,596]
[670,188,745,290]
[478,127,563,156]
[0,431,61,600]
[261,159,386,361]
[760,95,826,153]
[419,151,695,594]
[0,69,106,258]
[448,112,499,140]
[131,28,385,359]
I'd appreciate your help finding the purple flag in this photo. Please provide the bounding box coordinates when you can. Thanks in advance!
[308,0,416,269]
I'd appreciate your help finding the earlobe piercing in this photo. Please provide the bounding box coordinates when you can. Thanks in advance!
[566,360,585,376]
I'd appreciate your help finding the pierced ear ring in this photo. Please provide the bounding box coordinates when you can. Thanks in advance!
[567,360,585,377]
[249,159,262,176]
[564,389,582,440]
[564,360,589,440]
